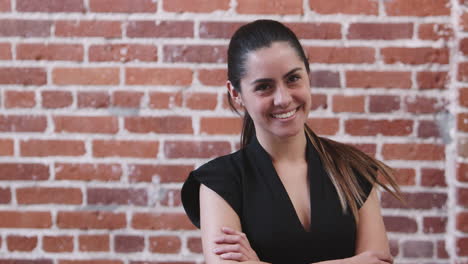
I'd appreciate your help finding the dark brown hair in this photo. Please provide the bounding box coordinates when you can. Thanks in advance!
[227,19,403,223]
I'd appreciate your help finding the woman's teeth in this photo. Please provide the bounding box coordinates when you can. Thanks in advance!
[272,108,297,119]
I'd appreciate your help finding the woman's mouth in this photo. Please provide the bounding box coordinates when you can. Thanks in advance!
[271,107,299,119]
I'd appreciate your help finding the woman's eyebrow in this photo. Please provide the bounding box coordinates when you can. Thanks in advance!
[250,67,302,85]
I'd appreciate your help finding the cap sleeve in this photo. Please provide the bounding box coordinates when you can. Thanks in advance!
[181,156,242,229]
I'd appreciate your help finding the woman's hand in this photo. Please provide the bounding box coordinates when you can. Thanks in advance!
[346,251,393,264]
[212,226,260,262]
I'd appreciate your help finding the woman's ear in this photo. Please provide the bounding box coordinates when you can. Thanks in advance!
[227,81,243,106]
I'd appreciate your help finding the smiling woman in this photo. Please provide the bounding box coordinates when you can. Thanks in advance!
[181,20,403,264]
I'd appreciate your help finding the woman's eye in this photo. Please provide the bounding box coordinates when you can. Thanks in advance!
[255,83,271,91]
[287,75,300,83]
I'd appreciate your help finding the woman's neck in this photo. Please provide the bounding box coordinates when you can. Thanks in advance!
[256,129,307,164]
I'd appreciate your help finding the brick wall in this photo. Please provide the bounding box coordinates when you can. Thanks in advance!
[0,0,465,263]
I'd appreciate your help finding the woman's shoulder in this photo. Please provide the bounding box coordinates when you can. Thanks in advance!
[192,147,248,176]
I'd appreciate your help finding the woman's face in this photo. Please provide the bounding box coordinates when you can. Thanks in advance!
[234,41,311,140]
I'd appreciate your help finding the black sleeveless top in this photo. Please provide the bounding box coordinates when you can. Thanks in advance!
[181,135,373,264]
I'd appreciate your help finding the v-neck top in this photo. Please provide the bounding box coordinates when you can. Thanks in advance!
[181,135,373,264]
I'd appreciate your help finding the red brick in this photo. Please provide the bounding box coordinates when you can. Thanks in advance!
[5,91,35,108]
[458,212,468,232]
[332,95,364,113]
[164,140,230,158]
[383,216,417,233]
[390,240,399,257]
[115,235,144,253]
[417,71,448,90]
[55,20,121,38]
[125,116,193,134]
[421,168,446,187]
[237,0,302,14]
[437,240,449,258]
[127,21,193,38]
[112,91,143,108]
[89,44,157,62]
[419,23,453,40]
[160,188,182,207]
[149,91,183,109]
[404,96,446,114]
[461,88,468,107]
[0,19,52,37]
[90,0,156,12]
[7,236,37,252]
[43,236,73,252]
[382,47,449,65]
[382,143,444,161]
[0,163,49,181]
[200,117,241,135]
[369,95,401,113]
[164,0,229,12]
[57,211,126,229]
[0,139,13,156]
[53,67,119,85]
[17,0,84,12]
[459,187,468,207]
[0,187,11,203]
[346,71,411,89]
[0,67,46,85]
[0,115,46,132]
[187,237,202,253]
[54,116,118,134]
[149,236,181,253]
[128,164,193,183]
[418,119,442,138]
[306,47,375,64]
[126,68,193,86]
[348,23,413,40]
[402,240,434,258]
[424,216,447,233]
[462,12,468,32]
[41,91,72,108]
[0,43,11,59]
[393,168,416,186]
[0,211,51,228]
[55,163,121,181]
[345,119,412,136]
[0,260,52,264]
[87,188,147,206]
[78,91,110,108]
[382,192,446,209]
[17,43,83,61]
[459,62,468,82]
[310,71,340,88]
[79,235,109,252]
[0,0,11,11]
[309,0,377,14]
[458,163,468,182]
[20,139,85,157]
[198,69,227,86]
[310,93,328,110]
[93,140,159,158]
[164,45,227,63]
[459,113,468,132]
[306,118,339,135]
[458,237,468,256]
[17,187,82,204]
[385,0,450,16]
[185,92,217,110]
[199,22,243,39]
[131,212,195,230]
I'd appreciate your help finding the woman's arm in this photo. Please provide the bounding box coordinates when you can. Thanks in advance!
[199,184,262,264]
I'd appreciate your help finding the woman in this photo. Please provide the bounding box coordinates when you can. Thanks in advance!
[181,20,402,264]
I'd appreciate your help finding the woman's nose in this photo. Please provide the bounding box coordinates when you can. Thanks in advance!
[273,85,292,108]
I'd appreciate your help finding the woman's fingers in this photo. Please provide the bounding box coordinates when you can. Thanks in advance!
[213,244,243,254]
[374,252,393,263]
[219,252,244,261]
